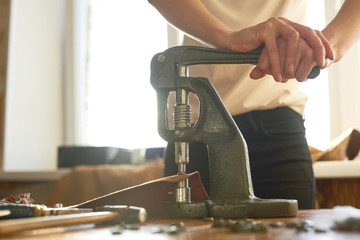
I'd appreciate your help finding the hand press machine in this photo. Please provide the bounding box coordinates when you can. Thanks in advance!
[150,46,319,219]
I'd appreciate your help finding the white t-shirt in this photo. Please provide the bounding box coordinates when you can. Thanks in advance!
[183,0,309,116]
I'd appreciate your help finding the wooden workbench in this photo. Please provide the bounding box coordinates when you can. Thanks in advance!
[0,209,359,239]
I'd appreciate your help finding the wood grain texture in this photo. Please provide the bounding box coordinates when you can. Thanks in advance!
[0,210,359,239]
[317,178,360,208]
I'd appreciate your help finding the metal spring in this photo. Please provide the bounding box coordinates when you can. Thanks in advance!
[173,104,191,129]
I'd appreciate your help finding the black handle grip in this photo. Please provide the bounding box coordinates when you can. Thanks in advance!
[307,65,320,79]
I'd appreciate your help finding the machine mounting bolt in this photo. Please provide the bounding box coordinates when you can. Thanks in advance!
[158,54,166,62]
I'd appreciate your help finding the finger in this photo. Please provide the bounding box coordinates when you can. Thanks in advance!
[275,21,299,78]
[250,67,266,79]
[290,38,305,81]
[250,50,269,79]
[293,38,316,82]
[256,35,293,82]
[324,58,333,68]
[262,28,283,82]
[256,49,271,73]
[315,30,335,61]
[295,56,316,82]
[279,17,326,68]
[276,37,291,81]
[268,18,300,80]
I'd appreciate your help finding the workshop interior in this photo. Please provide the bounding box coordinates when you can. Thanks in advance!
[0,0,360,239]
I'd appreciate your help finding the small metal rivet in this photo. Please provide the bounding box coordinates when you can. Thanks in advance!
[54,203,63,208]
[158,55,166,62]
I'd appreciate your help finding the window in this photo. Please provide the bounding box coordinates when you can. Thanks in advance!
[84,0,168,149]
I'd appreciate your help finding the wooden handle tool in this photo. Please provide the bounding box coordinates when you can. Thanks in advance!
[0,205,147,235]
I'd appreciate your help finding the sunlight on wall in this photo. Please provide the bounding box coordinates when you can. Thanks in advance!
[301,1,331,150]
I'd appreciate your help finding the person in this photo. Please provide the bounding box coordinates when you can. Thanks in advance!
[148,0,360,209]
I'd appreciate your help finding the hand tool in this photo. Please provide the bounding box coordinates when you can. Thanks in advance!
[150,46,318,219]
[0,202,93,219]
[0,205,146,235]
[0,210,10,217]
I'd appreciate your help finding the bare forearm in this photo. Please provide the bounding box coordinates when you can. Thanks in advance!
[148,0,233,49]
[149,0,333,82]
[322,0,360,63]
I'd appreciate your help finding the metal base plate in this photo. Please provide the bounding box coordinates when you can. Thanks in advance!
[162,198,298,219]
[209,198,298,218]
[163,201,209,219]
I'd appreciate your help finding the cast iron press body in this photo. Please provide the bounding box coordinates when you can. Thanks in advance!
[150,46,319,219]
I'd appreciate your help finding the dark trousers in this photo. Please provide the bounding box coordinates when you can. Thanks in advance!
[164,106,316,209]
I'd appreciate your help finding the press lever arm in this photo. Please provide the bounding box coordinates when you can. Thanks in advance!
[168,46,320,79]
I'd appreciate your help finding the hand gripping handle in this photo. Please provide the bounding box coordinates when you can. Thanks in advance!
[152,46,320,80]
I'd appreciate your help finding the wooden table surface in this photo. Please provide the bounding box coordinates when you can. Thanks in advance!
[0,209,359,239]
